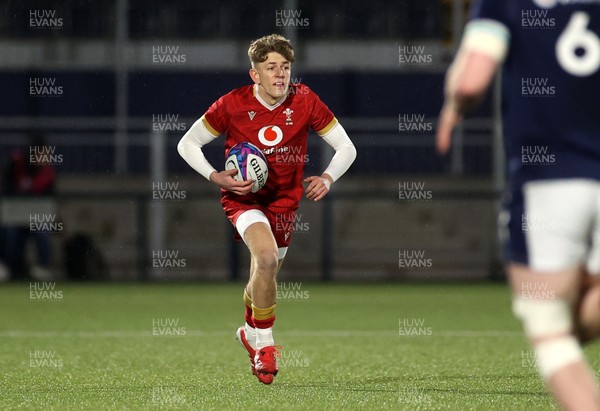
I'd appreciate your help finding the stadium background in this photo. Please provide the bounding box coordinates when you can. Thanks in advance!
[4,2,584,410]
[0,0,504,283]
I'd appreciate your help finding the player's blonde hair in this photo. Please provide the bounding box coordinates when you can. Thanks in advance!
[248,34,295,66]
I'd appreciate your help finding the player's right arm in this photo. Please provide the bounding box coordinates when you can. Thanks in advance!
[177,116,253,195]
[436,17,510,155]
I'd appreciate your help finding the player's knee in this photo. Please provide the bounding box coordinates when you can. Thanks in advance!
[253,249,278,277]
[575,285,600,343]
[513,296,584,379]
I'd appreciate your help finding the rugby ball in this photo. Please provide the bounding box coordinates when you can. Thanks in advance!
[225,142,268,193]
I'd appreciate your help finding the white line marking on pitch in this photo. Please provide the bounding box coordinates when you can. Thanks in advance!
[0,330,522,338]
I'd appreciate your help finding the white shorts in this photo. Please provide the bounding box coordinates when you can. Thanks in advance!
[235,209,288,260]
[523,179,600,273]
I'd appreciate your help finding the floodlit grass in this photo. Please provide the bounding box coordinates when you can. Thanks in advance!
[2,282,592,410]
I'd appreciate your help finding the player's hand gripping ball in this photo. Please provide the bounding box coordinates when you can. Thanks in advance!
[225,142,268,193]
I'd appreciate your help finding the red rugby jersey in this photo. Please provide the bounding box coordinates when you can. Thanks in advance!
[203,83,337,212]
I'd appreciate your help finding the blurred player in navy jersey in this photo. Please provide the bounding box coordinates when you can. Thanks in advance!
[178,34,356,384]
[437,1,600,409]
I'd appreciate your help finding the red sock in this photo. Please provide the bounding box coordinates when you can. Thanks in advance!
[245,305,253,326]
[253,315,276,329]
[243,290,254,326]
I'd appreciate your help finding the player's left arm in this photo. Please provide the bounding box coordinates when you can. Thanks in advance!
[436,19,510,155]
[305,120,357,202]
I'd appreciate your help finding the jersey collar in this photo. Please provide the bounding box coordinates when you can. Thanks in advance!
[253,84,288,111]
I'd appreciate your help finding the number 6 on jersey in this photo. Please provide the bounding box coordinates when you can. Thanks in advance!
[556,12,600,77]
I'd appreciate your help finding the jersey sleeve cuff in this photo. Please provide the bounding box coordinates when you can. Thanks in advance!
[462,19,510,63]
[201,116,222,137]
[316,117,339,137]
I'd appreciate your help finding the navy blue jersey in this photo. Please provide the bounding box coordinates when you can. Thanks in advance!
[471,0,600,185]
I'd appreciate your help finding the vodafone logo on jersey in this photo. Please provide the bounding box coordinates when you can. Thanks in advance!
[258,125,283,147]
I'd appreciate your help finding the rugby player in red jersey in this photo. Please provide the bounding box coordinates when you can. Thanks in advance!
[178,34,356,384]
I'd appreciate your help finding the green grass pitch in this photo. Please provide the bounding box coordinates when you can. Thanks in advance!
[2,282,597,410]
